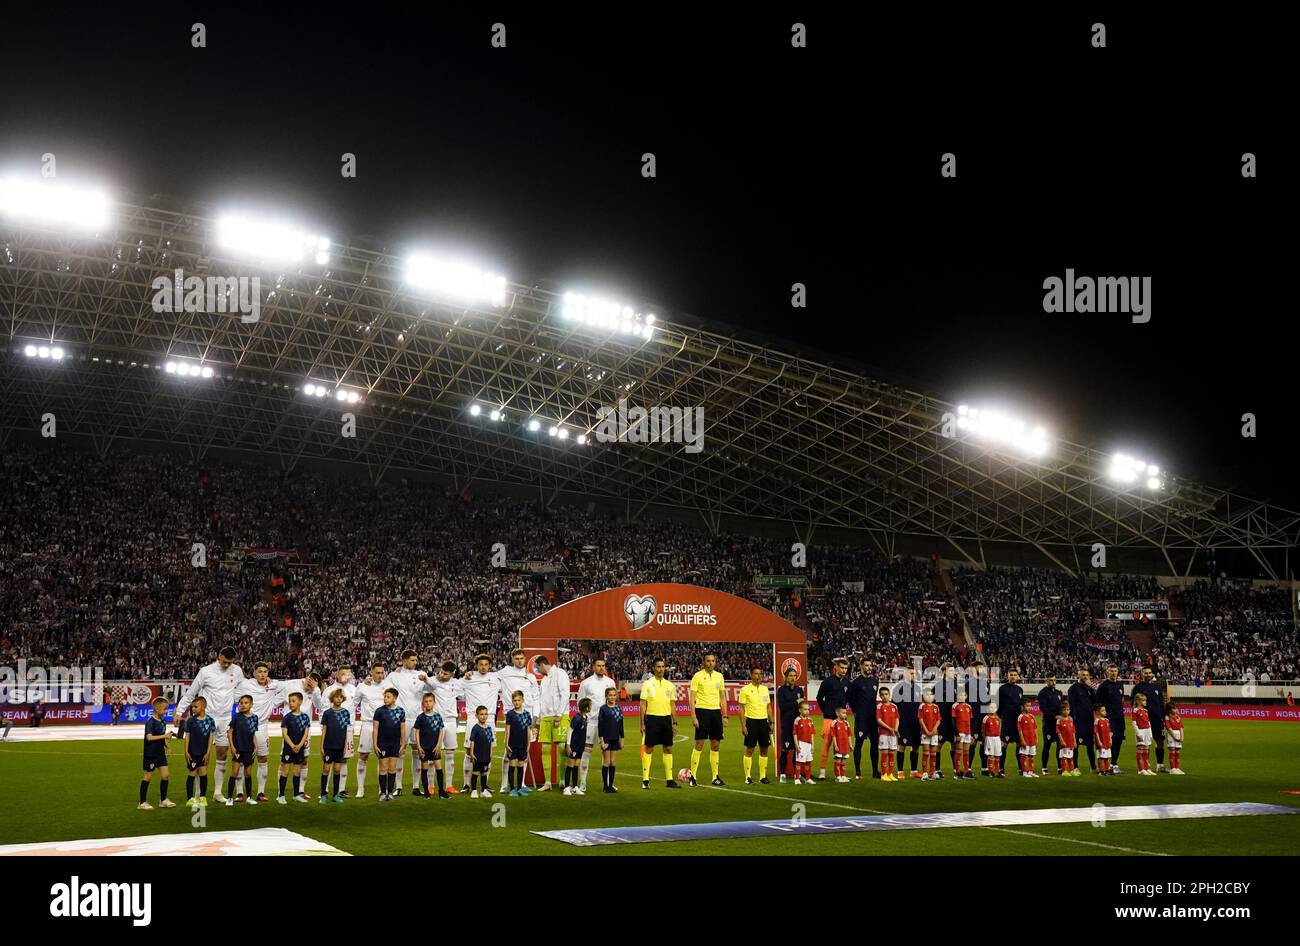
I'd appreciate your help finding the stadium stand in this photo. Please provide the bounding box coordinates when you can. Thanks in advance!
[1,445,1295,686]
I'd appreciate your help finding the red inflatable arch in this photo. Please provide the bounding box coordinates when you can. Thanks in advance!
[519,582,808,688]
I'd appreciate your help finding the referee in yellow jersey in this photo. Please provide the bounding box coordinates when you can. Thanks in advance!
[639,658,681,789]
[738,666,773,784]
[688,653,727,786]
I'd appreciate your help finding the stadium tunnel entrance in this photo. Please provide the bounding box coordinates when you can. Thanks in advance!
[519,582,808,689]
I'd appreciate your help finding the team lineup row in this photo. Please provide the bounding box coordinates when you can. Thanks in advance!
[135,648,1189,810]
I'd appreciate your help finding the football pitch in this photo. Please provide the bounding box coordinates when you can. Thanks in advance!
[2,720,1298,856]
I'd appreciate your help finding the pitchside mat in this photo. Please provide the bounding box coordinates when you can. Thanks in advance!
[0,828,347,856]
[534,802,1297,846]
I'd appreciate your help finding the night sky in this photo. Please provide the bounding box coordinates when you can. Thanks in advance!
[1,8,1290,502]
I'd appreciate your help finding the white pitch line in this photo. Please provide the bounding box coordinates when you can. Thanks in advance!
[615,771,1168,855]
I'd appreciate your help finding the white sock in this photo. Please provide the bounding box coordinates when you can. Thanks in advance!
[214,758,226,790]
[257,762,268,794]
[396,755,405,790]
[579,749,591,789]
[443,751,455,787]
[356,756,367,792]
[338,760,349,794]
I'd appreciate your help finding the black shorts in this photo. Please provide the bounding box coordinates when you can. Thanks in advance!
[603,739,623,752]
[567,746,584,760]
[506,741,529,761]
[280,748,305,765]
[897,728,919,747]
[694,708,724,741]
[472,759,491,773]
[644,715,674,748]
[186,754,208,771]
[143,756,166,773]
[377,742,400,759]
[322,748,346,764]
[743,718,771,749]
[233,750,255,767]
[418,744,442,761]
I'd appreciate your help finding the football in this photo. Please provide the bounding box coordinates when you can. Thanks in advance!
[678,768,694,783]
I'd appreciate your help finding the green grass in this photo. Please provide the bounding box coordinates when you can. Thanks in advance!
[2,720,1298,855]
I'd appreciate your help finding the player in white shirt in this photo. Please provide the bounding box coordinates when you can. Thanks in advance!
[420,661,464,793]
[320,666,359,796]
[459,653,501,792]
[174,646,245,803]
[535,656,571,791]
[353,662,388,798]
[576,658,618,792]
[495,649,541,791]
[233,662,294,800]
[381,649,429,795]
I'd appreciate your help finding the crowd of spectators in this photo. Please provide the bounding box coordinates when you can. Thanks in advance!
[2,446,1296,688]
[1149,580,1297,685]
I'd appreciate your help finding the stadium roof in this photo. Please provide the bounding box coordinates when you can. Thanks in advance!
[3,200,1298,577]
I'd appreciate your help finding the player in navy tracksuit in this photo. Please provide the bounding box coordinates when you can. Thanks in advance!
[1037,675,1064,774]
[846,660,879,778]
[893,673,921,776]
[969,664,991,773]
[935,663,959,778]
[775,668,804,780]
[1096,666,1127,771]
[1067,670,1097,771]
[816,660,850,779]
[996,670,1025,763]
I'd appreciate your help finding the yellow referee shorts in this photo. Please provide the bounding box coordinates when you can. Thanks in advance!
[538,714,571,744]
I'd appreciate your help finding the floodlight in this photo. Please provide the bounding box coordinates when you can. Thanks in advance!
[489,409,501,422]
[558,428,569,440]
[405,254,507,306]
[469,404,482,417]
[0,178,111,230]
[23,343,67,361]
[548,426,558,437]
[164,358,212,379]
[576,434,587,444]
[560,291,656,340]
[527,419,541,432]
[215,213,331,266]
[954,404,1052,458]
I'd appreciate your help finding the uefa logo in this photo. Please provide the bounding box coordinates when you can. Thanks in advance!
[781,657,802,679]
[624,593,657,630]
